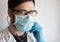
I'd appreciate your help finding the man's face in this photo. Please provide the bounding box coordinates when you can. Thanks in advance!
[8,1,35,23]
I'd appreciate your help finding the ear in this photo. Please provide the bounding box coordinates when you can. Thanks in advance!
[8,9,15,23]
[8,9,13,17]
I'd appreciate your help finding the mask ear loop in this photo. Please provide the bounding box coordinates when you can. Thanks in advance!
[7,16,10,25]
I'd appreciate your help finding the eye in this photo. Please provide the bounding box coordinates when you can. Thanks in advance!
[29,12,34,14]
[19,10,26,14]
[13,9,27,15]
[28,10,38,16]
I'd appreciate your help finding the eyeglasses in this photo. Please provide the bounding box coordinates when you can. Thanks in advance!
[12,9,38,16]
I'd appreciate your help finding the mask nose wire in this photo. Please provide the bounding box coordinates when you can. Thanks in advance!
[7,16,10,25]
[7,16,14,25]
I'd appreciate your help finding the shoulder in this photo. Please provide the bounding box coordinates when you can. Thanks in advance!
[0,27,10,36]
[0,27,10,40]
[0,28,9,39]
[0,27,16,42]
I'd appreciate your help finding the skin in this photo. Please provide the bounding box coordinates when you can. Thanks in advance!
[8,1,34,36]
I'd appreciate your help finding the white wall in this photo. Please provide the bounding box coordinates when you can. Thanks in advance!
[0,0,60,42]
[58,0,60,42]
[35,0,60,42]
[0,0,8,30]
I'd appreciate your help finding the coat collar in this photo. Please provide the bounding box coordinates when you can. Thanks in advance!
[1,26,36,42]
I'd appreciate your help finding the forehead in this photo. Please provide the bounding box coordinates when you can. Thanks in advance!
[15,1,34,11]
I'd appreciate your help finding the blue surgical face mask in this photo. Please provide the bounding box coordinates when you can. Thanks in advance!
[13,15,35,32]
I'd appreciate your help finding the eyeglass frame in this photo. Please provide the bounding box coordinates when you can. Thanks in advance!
[12,9,38,16]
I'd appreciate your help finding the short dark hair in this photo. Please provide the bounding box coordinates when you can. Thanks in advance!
[8,0,35,10]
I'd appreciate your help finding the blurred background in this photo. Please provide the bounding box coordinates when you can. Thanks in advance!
[0,0,60,42]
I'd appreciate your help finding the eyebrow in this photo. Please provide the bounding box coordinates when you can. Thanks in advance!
[13,9,35,12]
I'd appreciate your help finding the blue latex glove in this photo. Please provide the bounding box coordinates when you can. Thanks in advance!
[29,22,44,42]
